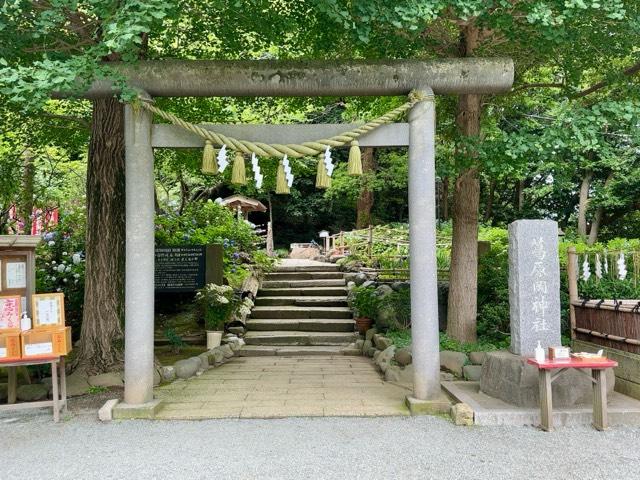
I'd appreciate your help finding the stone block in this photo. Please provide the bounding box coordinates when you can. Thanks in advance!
[65,371,90,397]
[440,351,468,377]
[98,399,120,422]
[113,399,162,420]
[508,220,561,356]
[463,365,482,382]
[480,350,615,408]
[385,364,413,387]
[451,402,474,426]
[375,346,396,373]
[469,351,487,365]
[174,358,201,379]
[406,394,451,416]
[355,339,365,351]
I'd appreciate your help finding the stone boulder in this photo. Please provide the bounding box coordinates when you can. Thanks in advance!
[375,284,393,298]
[480,350,615,408]
[174,358,201,379]
[375,346,396,373]
[88,372,124,388]
[208,348,225,366]
[373,334,393,351]
[365,328,377,341]
[391,281,409,292]
[385,364,413,387]
[355,339,365,351]
[394,347,412,366]
[160,366,176,382]
[354,273,367,286]
[17,384,48,402]
[290,246,320,259]
[451,403,474,426]
[65,371,91,396]
[219,344,234,359]
[440,351,468,377]
[198,352,211,370]
[469,351,487,365]
[375,304,397,330]
[362,280,376,289]
[462,365,482,382]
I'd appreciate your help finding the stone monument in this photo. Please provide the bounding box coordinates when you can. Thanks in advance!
[479,219,613,407]
[508,219,561,356]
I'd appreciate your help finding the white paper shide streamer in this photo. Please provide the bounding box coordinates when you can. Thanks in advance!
[324,147,334,177]
[617,253,627,280]
[595,254,602,280]
[251,153,263,189]
[282,155,294,187]
[582,255,591,282]
[217,145,229,172]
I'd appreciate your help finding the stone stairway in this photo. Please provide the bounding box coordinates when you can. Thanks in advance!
[240,261,359,356]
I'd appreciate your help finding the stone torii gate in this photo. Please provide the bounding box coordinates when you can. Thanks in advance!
[88,59,513,415]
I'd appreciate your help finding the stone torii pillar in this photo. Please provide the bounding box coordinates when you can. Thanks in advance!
[405,89,448,413]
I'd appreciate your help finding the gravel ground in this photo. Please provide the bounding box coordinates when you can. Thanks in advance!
[1,410,640,480]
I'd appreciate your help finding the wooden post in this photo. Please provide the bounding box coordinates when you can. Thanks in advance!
[567,247,578,341]
[539,369,553,431]
[592,368,608,431]
[367,224,373,260]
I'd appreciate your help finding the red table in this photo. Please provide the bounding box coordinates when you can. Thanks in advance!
[0,356,67,422]
[527,357,618,431]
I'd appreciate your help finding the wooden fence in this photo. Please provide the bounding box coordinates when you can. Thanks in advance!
[567,247,640,354]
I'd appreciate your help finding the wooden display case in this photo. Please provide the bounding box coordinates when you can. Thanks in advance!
[21,326,72,359]
[0,236,41,317]
[0,332,22,361]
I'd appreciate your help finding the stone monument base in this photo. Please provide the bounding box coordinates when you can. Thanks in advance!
[480,351,614,408]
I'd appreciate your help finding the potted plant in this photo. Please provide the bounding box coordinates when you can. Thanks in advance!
[196,283,237,349]
[351,286,379,335]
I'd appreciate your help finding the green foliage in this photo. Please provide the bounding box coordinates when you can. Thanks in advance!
[378,288,411,330]
[164,327,186,354]
[439,333,508,354]
[579,278,640,300]
[87,385,108,395]
[195,283,239,331]
[350,286,379,319]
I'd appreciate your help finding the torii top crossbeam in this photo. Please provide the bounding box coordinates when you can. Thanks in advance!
[80,58,513,98]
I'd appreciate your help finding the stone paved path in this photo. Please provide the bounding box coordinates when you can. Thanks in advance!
[155,356,411,419]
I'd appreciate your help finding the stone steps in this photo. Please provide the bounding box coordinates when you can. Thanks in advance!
[244,331,358,346]
[255,296,349,307]
[238,345,361,357]
[265,272,345,281]
[250,306,353,319]
[258,287,348,297]
[246,318,355,332]
[273,265,338,273]
[261,279,346,289]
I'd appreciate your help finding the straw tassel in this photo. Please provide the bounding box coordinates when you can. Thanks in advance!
[201,140,218,174]
[231,151,246,185]
[315,155,331,189]
[347,140,362,176]
[275,161,290,194]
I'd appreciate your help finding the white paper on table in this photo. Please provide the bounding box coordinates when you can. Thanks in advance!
[6,262,26,289]
[0,348,6,358]
[36,298,60,325]
[25,342,53,356]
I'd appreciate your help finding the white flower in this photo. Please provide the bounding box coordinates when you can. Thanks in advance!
[57,264,66,273]
[74,273,80,279]
[63,278,68,283]
[62,251,68,256]
[48,241,55,246]
[56,287,62,292]
[65,265,71,272]
[52,260,57,265]
[72,253,82,264]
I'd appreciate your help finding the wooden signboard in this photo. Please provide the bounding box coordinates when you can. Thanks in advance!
[0,295,21,331]
[32,292,66,329]
[0,235,41,315]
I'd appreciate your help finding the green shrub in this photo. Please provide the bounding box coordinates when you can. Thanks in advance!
[195,283,239,331]
[350,285,379,318]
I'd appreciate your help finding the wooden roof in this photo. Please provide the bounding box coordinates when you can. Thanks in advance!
[220,195,267,213]
[0,235,42,248]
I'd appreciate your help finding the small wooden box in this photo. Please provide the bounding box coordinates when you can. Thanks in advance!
[548,346,570,360]
[0,332,22,361]
[21,326,72,359]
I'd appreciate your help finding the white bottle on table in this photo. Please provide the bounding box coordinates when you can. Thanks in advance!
[20,312,32,331]
[534,341,545,362]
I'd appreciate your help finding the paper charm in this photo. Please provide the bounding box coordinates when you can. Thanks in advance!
[595,254,602,280]
[217,145,229,172]
[582,255,591,282]
[617,253,627,280]
[324,147,334,177]
[282,155,294,188]
[251,153,262,189]
[604,250,609,274]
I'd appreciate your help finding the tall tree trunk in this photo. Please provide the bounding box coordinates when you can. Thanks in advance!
[516,180,525,212]
[441,176,449,220]
[483,178,496,223]
[75,97,126,374]
[587,172,613,245]
[19,149,35,234]
[447,24,481,343]
[577,170,593,238]
[356,147,376,229]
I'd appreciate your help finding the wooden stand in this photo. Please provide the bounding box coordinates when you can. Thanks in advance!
[527,357,617,431]
[0,356,67,422]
